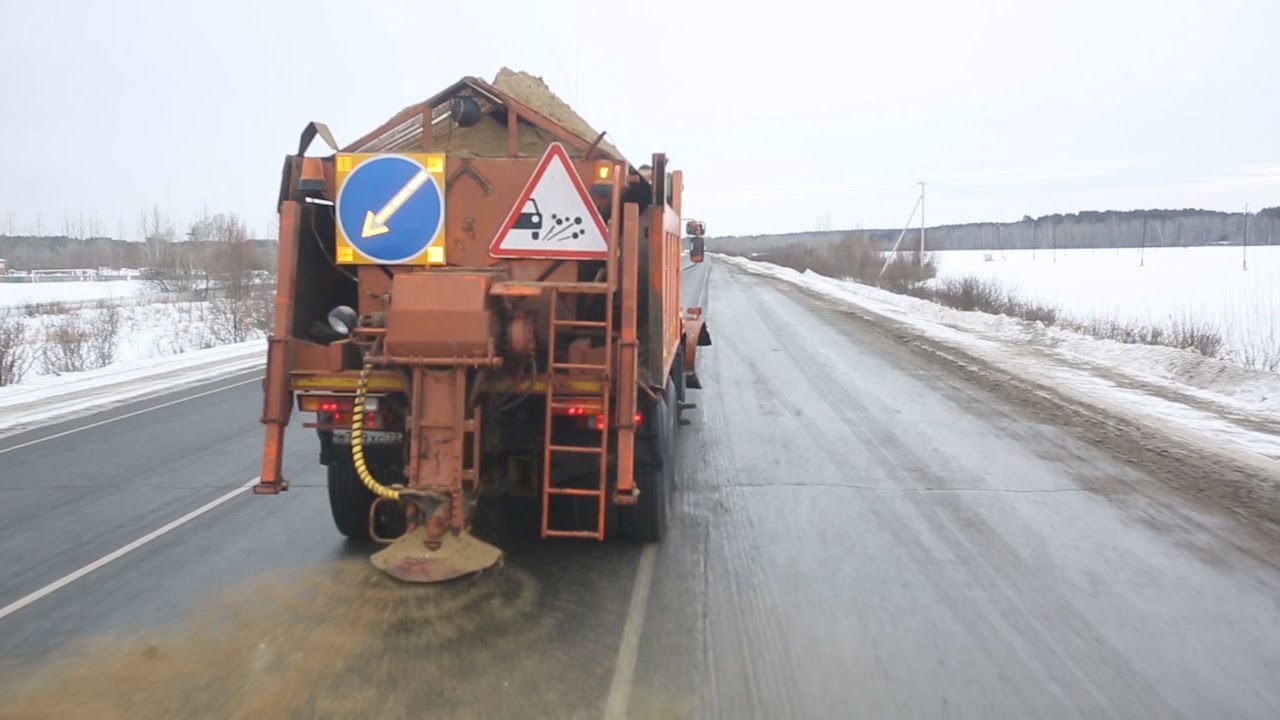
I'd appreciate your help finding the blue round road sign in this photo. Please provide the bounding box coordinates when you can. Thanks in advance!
[336,155,444,264]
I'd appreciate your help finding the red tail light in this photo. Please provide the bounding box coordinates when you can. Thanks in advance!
[552,399,642,431]
[298,394,392,430]
[593,412,642,431]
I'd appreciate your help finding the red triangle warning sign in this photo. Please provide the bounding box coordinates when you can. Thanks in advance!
[489,142,610,259]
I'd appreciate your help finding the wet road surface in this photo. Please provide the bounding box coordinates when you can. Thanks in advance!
[3,260,1280,718]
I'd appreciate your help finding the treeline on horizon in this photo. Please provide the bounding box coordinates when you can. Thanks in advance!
[0,208,276,272]
[715,207,1280,254]
[5,207,1278,270]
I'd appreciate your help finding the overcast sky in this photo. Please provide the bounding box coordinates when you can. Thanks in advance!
[1,0,1276,239]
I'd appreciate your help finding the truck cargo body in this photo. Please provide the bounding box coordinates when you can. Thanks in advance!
[255,72,710,580]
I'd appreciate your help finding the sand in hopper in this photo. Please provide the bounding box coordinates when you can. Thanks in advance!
[489,67,624,161]
[413,68,626,162]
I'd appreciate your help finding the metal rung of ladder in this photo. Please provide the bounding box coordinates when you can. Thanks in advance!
[566,282,609,295]
[553,319,609,329]
[546,487,603,497]
[543,529,604,539]
[548,444,605,455]
[551,362,610,373]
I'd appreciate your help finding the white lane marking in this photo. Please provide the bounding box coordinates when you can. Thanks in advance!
[0,476,259,622]
[0,375,262,455]
[603,543,659,720]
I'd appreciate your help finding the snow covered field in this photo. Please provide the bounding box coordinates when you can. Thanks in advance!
[5,298,264,369]
[928,246,1280,365]
[0,279,145,307]
[716,253,1280,470]
[0,276,272,436]
[0,288,270,434]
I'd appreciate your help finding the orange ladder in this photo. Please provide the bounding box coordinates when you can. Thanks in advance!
[541,283,614,539]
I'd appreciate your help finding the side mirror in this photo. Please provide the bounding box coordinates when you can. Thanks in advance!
[685,219,706,237]
[690,236,705,263]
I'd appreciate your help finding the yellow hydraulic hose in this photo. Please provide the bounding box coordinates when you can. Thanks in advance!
[351,359,400,501]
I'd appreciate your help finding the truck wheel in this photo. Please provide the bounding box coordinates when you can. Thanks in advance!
[619,386,671,542]
[327,459,404,541]
[663,380,680,491]
[673,343,687,405]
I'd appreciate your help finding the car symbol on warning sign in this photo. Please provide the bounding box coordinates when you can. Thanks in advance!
[490,142,609,259]
[514,199,542,240]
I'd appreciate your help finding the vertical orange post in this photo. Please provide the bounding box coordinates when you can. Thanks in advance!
[256,200,300,494]
[507,108,519,157]
[420,105,433,152]
[671,171,684,365]
[409,366,469,534]
[607,162,622,293]
[614,201,640,500]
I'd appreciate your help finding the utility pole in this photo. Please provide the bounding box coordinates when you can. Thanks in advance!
[1243,203,1249,270]
[1140,215,1147,267]
[915,181,926,265]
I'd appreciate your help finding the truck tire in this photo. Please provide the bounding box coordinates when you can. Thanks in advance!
[327,459,404,541]
[673,343,687,405]
[663,379,681,490]
[619,385,672,542]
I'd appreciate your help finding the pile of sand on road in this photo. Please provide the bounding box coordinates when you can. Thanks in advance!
[0,559,564,720]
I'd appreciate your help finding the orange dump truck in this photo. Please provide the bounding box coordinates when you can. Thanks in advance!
[255,70,711,582]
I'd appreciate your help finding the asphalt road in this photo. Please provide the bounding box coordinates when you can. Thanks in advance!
[3,260,1280,719]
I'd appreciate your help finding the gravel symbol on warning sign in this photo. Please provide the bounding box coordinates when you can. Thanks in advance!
[490,143,609,259]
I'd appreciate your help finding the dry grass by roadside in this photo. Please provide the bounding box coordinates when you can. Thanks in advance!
[909,276,1061,326]
[1063,312,1224,359]
[0,309,34,387]
[911,276,1226,359]
[19,300,73,317]
[733,241,1240,363]
[753,233,939,293]
[37,303,123,374]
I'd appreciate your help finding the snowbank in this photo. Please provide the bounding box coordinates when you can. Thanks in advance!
[715,253,1280,465]
[0,338,265,436]
[0,289,272,435]
[0,279,145,307]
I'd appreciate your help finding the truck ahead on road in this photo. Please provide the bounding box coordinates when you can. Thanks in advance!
[256,69,712,582]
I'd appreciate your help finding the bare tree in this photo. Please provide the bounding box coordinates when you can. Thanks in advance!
[137,205,208,297]
[202,211,274,342]
[138,205,176,267]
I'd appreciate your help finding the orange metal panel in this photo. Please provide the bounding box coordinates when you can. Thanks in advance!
[257,200,301,494]
[614,201,640,499]
[607,162,622,293]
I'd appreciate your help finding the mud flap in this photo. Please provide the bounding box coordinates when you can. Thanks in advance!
[370,527,503,583]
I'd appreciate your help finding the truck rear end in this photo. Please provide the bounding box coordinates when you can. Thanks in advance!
[255,70,711,582]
